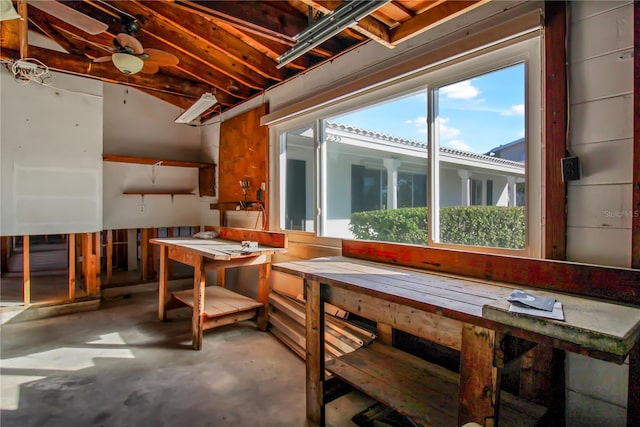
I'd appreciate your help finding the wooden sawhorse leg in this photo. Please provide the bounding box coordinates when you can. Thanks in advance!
[459,324,499,427]
[305,279,325,425]
[192,256,206,350]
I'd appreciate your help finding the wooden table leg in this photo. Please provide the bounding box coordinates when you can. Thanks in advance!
[192,257,206,350]
[256,262,271,331]
[306,279,325,425]
[158,244,169,321]
[459,324,499,427]
[629,343,640,427]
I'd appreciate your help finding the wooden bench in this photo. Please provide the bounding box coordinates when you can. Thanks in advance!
[272,239,640,426]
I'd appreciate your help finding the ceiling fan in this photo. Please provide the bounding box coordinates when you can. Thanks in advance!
[91,20,179,76]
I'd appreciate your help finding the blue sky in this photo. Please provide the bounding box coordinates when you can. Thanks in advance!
[331,63,525,155]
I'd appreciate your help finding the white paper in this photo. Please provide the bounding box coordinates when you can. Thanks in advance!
[509,301,565,321]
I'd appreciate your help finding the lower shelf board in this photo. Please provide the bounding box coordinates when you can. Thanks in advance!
[169,286,263,320]
[325,342,547,427]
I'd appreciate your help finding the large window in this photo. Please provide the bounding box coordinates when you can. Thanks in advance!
[277,36,541,255]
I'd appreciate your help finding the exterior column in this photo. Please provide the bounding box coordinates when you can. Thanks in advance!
[458,170,472,206]
[507,176,517,207]
[383,158,401,210]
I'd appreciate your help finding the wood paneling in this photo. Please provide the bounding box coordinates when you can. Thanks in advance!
[219,104,270,227]
[544,0,568,260]
[342,239,640,305]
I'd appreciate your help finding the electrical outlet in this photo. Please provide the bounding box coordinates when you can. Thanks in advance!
[561,156,580,182]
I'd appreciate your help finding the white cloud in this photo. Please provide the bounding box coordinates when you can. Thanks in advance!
[440,80,480,100]
[406,116,428,135]
[502,104,525,116]
[438,117,461,140]
[447,140,471,151]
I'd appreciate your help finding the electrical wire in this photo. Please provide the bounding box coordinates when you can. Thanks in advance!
[9,57,51,85]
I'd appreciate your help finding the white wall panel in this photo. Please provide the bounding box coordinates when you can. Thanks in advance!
[0,69,103,235]
[570,95,633,144]
[567,354,628,407]
[570,50,633,104]
[567,184,633,229]
[566,226,631,268]
[566,390,626,427]
[569,140,633,185]
[570,1,631,22]
[569,3,633,63]
[103,83,201,161]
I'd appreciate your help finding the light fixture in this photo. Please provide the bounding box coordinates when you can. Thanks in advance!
[175,92,218,124]
[111,53,144,75]
[276,0,390,69]
[0,0,21,21]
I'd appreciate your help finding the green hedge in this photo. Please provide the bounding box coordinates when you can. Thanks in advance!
[349,206,525,249]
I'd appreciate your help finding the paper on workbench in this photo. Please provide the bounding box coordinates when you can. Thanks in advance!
[508,290,556,311]
[509,301,565,321]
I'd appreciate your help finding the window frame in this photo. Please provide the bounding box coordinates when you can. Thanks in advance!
[272,35,542,256]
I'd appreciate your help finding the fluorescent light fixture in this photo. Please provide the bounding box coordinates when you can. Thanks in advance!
[175,92,218,124]
[0,0,21,21]
[276,0,390,69]
[112,53,144,75]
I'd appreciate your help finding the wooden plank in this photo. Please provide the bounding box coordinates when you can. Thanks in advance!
[326,285,463,351]
[106,230,113,284]
[192,256,205,350]
[257,262,270,330]
[102,154,214,169]
[632,0,640,270]
[167,227,175,279]
[377,322,393,345]
[0,236,11,274]
[458,325,498,427]
[22,235,30,306]
[158,244,168,321]
[202,310,258,330]
[341,240,640,305]
[305,279,325,425]
[270,326,306,359]
[94,232,101,294]
[217,227,287,248]
[271,269,303,298]
[68,234,75,301]
[544,0,568,260]
[483,293,640,359]
[172,286,262,317]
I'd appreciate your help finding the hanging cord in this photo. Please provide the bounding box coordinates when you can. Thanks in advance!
[9,57,51,85]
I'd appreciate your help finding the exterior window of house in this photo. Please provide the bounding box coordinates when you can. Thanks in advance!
[280,125,316,232]
[471,179,483,206]
[275,36,541,255]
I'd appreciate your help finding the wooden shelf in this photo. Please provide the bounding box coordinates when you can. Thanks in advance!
[103,154,213,169]
[326,343,546,426]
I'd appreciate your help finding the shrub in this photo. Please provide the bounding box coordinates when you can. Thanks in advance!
[349,206,525,249]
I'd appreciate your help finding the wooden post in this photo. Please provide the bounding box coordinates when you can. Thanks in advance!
[305,279,325,425]
[629,343,640,427]
[167,227,175,279]
[0,236,11,274]
[520,344,564,426]
[68,234,76,301]
[106,230,113,284]
[459,324,499,427]
[141,228,149,281]
[94,231,101,291]
[256,262,271,331]
[150,227,158,279]
[376,322,393,345]
[158,244,168,321]
[22,235,30,306]
[192,256,206,350]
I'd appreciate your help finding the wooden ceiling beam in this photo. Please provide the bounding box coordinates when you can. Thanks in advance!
[147,1,289,82]
[297,0,393,47]
[180,0,348,55]
[390,0,488,44]
[0,45,227,105]
[0,18,21,51]
[110,1,266,91]
[27,9,86,56]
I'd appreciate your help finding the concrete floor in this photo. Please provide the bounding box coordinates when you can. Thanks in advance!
[0,282,373,427]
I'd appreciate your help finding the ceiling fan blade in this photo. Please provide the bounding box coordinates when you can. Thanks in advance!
[116,33,143,54]
[143,49,179,67]
[71,35,114,52]
[140,61,160,74]
[26,0,108,35]
[93,56,113,63]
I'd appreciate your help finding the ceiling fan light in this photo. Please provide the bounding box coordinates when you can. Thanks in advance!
[0,0,21,21]
[112,53,144,75]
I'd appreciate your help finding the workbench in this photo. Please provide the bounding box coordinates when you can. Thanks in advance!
[152,228,286,350]
[272,240,640,426]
